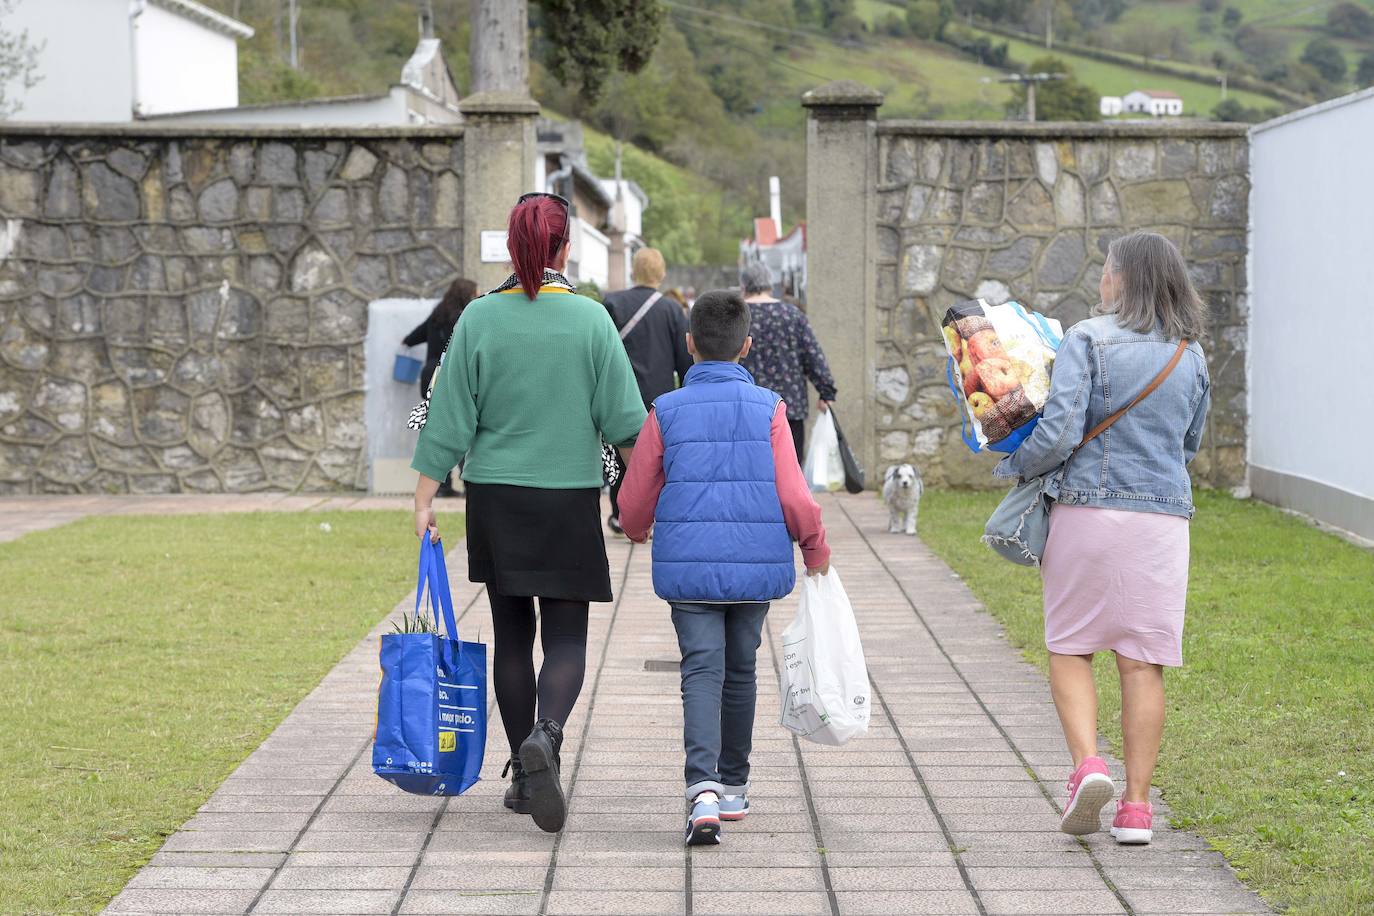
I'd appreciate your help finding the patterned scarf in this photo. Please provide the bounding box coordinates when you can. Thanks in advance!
[486,268,576,295]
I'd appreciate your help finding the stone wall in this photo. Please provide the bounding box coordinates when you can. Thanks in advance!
[870,121,1249,488]
[0,125,464,494]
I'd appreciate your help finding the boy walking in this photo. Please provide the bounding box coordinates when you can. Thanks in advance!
[618,290,830,846]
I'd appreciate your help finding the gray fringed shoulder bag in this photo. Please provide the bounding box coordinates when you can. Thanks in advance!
[983,339,1187,567]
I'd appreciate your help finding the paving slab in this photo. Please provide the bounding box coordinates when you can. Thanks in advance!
[100,493,1270,915]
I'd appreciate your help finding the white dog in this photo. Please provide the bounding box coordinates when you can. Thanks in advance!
[883,464,924,535]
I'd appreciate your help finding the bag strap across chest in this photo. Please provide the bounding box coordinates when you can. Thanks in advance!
[1072,338,1188,454]
[619,291,663,340]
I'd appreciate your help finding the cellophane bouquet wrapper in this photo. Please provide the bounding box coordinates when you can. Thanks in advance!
[942,298,1062,453]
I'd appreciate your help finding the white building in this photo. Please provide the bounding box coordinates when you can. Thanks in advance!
[533,119,651,292]
[1100,96,1124,117]
[741,219,807,303]
[1122,89,1184,117]
[149,21,463,126]
[1249,87,1374,543]
[2,0,252,122]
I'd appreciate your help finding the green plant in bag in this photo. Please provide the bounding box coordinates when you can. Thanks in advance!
[391,610,439,635]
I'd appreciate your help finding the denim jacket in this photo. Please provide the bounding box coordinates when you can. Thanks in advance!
[993,315,1210,519]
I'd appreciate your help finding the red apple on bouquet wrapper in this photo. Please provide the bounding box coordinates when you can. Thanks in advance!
[940,296,1063,452]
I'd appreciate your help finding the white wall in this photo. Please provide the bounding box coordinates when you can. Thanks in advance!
[574,219,610,289]
[131,3,239,116]
[3,0,133,121]
[149,90,407,125]
[1249,88,1374,540]
[365,299,437,494]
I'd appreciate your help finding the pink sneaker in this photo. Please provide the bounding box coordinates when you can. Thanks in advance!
[1110,800,1153,844]
[1059,757,1114,835]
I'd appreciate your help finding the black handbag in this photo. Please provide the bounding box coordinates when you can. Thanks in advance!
[827,409,866,494]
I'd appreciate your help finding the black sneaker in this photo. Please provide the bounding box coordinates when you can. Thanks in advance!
[520,718,566,833]
[502,755,530,814]
[607,515,624,536]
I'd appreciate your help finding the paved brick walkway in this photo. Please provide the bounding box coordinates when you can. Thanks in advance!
[0,493,417,542]
[100,493,1269,916]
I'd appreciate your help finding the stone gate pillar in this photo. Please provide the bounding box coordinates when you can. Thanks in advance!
[459,91,540,291]
[803,81,884,486]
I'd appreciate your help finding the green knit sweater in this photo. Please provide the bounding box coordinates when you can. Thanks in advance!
[411,287,647,489]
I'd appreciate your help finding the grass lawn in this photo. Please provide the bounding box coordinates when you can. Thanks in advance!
[971,27,1279,114]
[0,510,447,915]
[919,490,1374,914]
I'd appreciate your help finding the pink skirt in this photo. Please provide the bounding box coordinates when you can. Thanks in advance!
[1041,504,1190,667]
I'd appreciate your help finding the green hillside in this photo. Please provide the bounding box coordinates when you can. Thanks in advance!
[198,1,1362,262]
[969,26,1278,113]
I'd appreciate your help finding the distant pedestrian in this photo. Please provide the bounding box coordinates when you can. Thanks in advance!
[411,191,646,833]
[403,277,476,497]
[994,232,1211,846]
[601,247,692,535]
[404,277,477,397]
[617,289,830,846]
[738,262,837,461]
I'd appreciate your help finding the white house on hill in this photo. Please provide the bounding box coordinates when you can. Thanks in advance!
[1100,96,1124,116]
[2,0,253,122]
[1123,89,1184,117]
[149,17,464,126]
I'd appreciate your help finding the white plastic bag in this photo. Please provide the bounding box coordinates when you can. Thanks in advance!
[802,410,844,493]
[780,568,870,746]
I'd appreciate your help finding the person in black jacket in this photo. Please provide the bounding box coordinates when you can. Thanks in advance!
[404,277,476,496]
[601,248,692,533]
[405,277,477,395]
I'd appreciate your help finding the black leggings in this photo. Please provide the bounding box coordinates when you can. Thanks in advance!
[489,592,590,756]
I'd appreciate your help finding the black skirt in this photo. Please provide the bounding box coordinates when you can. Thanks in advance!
[464,482,613,602]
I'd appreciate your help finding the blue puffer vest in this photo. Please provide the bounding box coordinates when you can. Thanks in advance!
[651,362,796,603]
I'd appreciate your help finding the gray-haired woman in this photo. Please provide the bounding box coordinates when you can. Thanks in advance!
[738,262,837,460]
[993,232,1211,845]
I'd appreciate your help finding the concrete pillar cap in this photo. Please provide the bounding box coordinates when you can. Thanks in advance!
[802,80,885,110]
[458,91,541,117]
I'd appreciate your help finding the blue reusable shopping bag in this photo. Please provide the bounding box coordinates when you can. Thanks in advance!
[372,537,486,795]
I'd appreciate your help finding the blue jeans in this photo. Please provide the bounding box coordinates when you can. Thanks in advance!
[670,601,770,801]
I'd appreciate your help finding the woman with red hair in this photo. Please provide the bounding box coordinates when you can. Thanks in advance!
[411,192,646,833]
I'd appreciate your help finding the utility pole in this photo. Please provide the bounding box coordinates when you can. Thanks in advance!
[992,71,1065,122]
[470,0,529,94]
[288,0,299,69]
[1219,72,1228,101]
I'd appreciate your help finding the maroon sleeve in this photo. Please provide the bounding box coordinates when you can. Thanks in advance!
[771,402,830,569]
[617,409,665,543]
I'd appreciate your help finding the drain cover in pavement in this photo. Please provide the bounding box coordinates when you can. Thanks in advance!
[643,659,678,672]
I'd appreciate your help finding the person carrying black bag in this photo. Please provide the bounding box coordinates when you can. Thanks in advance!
[602,247,692,534]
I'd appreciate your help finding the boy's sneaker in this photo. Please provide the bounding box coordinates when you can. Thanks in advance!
[718,794,749,821]
[1059,756,1114,835]
[685,793,722,846]
[1110,800,1153,844]
[607,515,625,536]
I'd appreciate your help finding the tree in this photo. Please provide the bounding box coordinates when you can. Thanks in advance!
[1235,25,1288,67]
[1327,2,1374,39]
[907,0,954,40]
[1007,56,1100,121]
[1222,6,1241,28]
[1200,0,1221,12]
[1359,51,1374,86]
[1211,98,1264,122]
[534,0,665,103]
[0,0,43,118]
[1301,37,1347,83]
